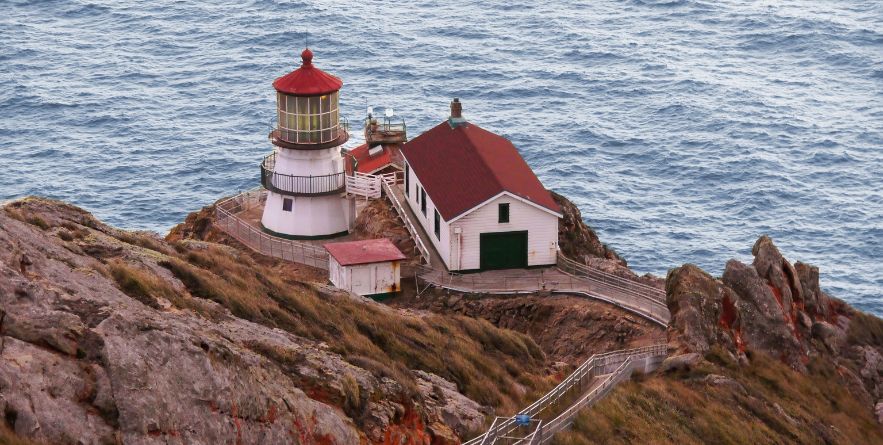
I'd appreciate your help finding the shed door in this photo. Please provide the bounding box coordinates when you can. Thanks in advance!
[480,231,528,270]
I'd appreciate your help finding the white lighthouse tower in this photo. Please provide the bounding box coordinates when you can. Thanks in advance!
[260,48,355,239]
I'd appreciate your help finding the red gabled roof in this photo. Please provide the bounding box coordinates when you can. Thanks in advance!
[324,238,406,266]
[348,143,399,174]
[400,120,561,221]
[273,48,343,96]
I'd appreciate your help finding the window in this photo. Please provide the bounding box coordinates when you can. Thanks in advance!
[276,92,340,144]
[282,198,293,212]
[498,203,510,223]
[405,164,410,197]
[434,209,440,239]
[421,188,427,216]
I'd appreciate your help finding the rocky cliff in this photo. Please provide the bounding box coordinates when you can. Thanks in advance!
[4,193,882,445]
[553,236,883,444]
[666,235,882,408]
[0,197,551,445]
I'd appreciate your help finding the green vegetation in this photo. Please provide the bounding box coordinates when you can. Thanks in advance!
[553,350,883,445]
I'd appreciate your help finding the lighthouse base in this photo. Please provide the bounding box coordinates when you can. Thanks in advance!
[260,192,355,239]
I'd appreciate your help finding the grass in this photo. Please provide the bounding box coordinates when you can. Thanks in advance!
[157,246,547,411]
[551,351,883,445]
[106,259,221,319]
[108,260,179,309]
[118,232,168,254]
[25,216,49,230]
[847,310,883,346]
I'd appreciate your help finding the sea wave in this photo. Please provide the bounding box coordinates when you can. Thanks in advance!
[1,0,881,314]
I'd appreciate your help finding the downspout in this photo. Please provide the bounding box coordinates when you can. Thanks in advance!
[454,227,462,271]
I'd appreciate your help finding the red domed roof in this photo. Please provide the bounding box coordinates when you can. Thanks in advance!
[272,48,343,96]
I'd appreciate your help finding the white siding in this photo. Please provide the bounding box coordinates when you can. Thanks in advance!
[328,257,401,296]
[403,162,452,269]
[329,256,346,289]
[451,194,559,270]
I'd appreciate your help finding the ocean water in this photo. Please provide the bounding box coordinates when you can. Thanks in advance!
[2,0,881,314]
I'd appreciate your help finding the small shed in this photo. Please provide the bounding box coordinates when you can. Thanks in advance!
[324,238,406,299]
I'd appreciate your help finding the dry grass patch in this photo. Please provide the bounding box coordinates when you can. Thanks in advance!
[158,245,547,411]
[552,351,883,445]
[847,311,883,346]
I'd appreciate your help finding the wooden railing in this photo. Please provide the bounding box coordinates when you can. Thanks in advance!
[381,177,431,265]
[214,188,329,270]
[467,344,667,445]
[261,153,346,196]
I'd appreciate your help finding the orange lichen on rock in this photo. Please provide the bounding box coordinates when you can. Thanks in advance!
[381,408,432,445]
[719,294,746,353]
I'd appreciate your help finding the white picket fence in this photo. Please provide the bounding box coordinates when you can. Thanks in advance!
[346,172,382,199]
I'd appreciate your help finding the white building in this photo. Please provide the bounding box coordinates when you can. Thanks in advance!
[260,48,355,239]
[324,239,406,299]
[400,99,562,272]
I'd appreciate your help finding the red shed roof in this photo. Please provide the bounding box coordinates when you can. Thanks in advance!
[273,48,343,96]
[324,238,406,266]
[400,120,561,221]
[348,143,399,174]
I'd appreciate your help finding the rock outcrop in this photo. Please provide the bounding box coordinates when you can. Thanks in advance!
[351,199,418,262]
[552,191,623,266]
[0,197,546,444]
[665,235,883,416]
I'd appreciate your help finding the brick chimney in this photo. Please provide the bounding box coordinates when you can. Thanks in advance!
[450,98,462,119]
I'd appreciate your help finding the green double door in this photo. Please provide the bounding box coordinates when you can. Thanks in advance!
[479,231,528,270]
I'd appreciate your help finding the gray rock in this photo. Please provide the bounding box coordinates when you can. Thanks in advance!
[702,374,747,395]
[0,201,484,445]
[660,353,701,373]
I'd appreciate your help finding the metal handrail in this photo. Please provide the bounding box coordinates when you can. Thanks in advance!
[381,177,431,266]
[556,252,666,302]
[415,267,670,326]
[364,116,406,133]
[260,153,346,196]
[213,188,330,270]
[467,343,667,445]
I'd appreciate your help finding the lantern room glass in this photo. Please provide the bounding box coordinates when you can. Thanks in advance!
[276,92,341,144]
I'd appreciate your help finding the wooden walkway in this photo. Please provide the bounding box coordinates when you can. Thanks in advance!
[465,344,668,445]
[416,255,670,326]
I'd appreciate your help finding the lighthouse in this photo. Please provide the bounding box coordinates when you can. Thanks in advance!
[260,48,355,239]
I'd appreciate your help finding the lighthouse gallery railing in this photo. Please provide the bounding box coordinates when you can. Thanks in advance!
[260,152,346,196]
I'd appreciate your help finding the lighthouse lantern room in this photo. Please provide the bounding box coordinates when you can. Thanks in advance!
[260,48,355,239]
